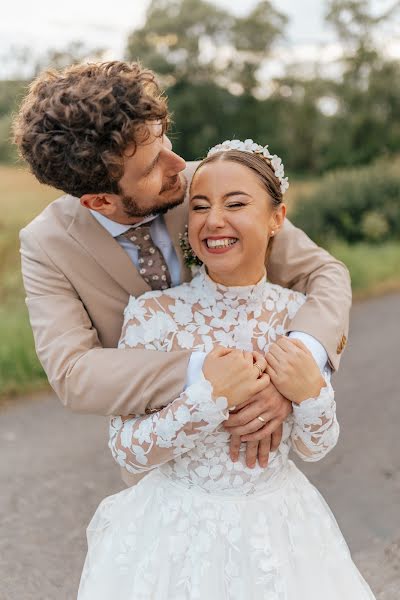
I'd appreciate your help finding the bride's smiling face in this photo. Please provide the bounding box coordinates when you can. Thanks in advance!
[188,160,286,286]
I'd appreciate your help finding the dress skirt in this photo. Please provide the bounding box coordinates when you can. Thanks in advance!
[77,460,375,599]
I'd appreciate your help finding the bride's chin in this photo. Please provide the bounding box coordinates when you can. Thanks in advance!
[203,261,241,280]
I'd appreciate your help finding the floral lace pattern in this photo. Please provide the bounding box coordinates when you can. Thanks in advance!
[109,379,229,474]
[78,462,372,600]
[110,266,339,496]
[78,273,377,599]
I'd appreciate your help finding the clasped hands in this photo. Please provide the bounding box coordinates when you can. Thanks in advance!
[203,338,325,469]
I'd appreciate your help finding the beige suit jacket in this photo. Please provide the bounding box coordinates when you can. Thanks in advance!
[20,162,351,484]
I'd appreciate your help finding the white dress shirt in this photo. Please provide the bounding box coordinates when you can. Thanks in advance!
[90,210,328,389]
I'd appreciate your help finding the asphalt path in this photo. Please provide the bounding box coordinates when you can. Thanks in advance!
[1,293,399,599]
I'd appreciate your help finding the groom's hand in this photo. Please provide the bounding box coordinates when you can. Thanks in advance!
[223,381,292,468]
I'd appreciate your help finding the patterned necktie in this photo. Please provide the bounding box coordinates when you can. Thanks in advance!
[122,224,172,290]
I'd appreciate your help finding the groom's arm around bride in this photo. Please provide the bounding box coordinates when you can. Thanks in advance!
[16,61,351,482]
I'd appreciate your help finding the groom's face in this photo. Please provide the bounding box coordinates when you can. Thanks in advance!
[117,122,187,221]
[81,121,187,224]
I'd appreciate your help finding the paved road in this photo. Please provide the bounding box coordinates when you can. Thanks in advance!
[1,293,399,600]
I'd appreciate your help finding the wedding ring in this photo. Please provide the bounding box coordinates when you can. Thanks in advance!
[253,362,264,378]
[257,416,266,423]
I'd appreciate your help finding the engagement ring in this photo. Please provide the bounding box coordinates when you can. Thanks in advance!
[254,362,264,377]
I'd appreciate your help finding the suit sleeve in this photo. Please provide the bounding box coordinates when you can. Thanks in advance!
[268,219,352,371]
[19,227,191,416]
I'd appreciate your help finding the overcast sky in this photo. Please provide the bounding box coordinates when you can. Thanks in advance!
[1,0,399,77]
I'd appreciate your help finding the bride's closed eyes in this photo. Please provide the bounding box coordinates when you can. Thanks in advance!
[190,192,252,212]
[191,201,248,211]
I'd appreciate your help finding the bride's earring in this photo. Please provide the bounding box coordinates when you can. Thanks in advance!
[270,230,275,237]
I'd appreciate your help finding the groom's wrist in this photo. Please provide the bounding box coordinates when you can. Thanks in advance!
[288,331,328,372]
[184,351,207,389]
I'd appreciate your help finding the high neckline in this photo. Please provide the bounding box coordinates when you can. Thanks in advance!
[194,265,268,303]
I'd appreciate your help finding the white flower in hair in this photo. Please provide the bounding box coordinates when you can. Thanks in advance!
[281,177,290,194]
[207,139,289,194]
[270,155,285,178]
[243,139,257,151]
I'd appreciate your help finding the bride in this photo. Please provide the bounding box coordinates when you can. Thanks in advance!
[78,140,375,599]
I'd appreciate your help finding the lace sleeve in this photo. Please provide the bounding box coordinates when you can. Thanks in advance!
[110,291,228,474]
[109,379,228,474]
[290,369,339,462]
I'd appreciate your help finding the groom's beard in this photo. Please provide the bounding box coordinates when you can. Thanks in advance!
[121,175,187,219]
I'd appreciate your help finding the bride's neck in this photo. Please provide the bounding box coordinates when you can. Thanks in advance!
[205,265,266,287]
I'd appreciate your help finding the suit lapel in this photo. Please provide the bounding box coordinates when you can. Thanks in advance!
[67,161,197,295]
[68,201,150,296]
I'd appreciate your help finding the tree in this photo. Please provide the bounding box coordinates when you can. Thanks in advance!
[323,0,400,167]
[126,0,286,94]
[326,0,400,48]
[33,41,106,75]
[125,0,288,160]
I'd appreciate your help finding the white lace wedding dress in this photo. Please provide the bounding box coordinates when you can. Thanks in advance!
[78,267,375,599]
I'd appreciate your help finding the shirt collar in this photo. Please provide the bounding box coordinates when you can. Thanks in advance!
[89,210,157,238]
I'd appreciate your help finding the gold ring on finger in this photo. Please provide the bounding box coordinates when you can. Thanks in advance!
[254,362,264,378]
[257,415,266,423]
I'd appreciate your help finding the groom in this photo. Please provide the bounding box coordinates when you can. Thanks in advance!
[15,61,351,483]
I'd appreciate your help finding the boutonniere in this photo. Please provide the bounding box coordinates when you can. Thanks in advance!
[179,226,203,271]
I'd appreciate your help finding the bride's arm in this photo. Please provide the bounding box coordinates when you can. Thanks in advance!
[110,356,267,474]
[290,367,338,462]
[110,294,267,474]
[110,294,228,473]
[109,378,229,474]
[266,338,339,462]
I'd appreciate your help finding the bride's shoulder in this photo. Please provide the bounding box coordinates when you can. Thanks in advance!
[265,283,307,316]
[123,281,196,321]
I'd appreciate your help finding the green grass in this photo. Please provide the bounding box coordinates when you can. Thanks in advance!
[0,165,399,398]
[330,241,400,300]
[0,165,59,397]
[0,305,48,396]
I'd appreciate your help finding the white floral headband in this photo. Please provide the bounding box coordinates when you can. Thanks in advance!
[207,139,289,194]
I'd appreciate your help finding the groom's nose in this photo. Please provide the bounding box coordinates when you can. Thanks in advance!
[164,148,186,175]
[162,135,186,174]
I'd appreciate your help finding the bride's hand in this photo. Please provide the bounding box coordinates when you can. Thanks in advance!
[203,346,269,408]
[265,338,326,404]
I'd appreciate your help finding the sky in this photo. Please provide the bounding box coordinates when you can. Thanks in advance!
[1,0,399,78]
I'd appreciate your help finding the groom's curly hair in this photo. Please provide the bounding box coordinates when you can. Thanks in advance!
[13,61,170,197]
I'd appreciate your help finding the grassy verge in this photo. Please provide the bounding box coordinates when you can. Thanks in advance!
[0,165,399,398]
[0,165,59,397]
[330,242,400,300]
[0,305,49,396]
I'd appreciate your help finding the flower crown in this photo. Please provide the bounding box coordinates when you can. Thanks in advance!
[207,139,289,194]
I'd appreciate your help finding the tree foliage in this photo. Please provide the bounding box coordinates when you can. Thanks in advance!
[1,0,399,173]
[124,0,400,169]
[319,0,400,168]
[291,159,400,245]
[126,0,286,93]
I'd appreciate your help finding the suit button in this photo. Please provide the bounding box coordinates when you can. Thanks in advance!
[336,334,347,354]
